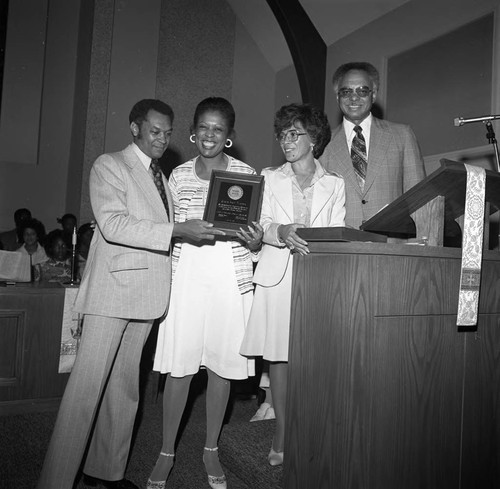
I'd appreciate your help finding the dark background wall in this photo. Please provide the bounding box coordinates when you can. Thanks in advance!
[0,0,82,231]
[155,0,235,168]
[386,14,493,156]
[0,0,282,229]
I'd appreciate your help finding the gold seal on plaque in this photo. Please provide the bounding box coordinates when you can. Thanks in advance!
[227,185,244,200]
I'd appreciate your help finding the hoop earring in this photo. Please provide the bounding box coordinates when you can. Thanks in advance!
[190,134,196,143]
[225,139,233,148]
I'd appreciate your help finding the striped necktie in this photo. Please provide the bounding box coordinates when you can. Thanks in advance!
[351,125,367,190]
[150,159,170,216]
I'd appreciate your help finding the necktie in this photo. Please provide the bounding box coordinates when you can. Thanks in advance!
[150,159,170,216]
[351,125,367,190]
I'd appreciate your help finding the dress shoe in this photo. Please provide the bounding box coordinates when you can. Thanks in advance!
[146,451,175,489]
[82,474,139,488]
[207,474,227,489]
[146,480,166,489]
[249,402,274,422]
[263,406,275,420]
[203,447,227,489]
[267,447,284,466]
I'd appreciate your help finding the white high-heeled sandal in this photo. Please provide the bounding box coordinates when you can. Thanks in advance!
[268,447,284,466]
[146,452,175,489]
[203,447,227,489]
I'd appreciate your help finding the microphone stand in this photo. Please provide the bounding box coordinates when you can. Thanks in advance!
[485,121,500,172]
[484,123,500,252]
[64,226,78,286]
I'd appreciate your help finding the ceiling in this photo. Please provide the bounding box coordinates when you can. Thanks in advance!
[227,0,410,71]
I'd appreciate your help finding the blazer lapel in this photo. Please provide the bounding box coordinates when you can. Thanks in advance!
[165,182,174,222]
[310,175,335,225]
[365,117,389,194]
[269,168,294,222]
[123,146,169,221]
[330,126,362,197]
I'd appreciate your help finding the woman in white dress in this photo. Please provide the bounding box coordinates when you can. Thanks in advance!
[240,103,346,467]
[148,97,262,489]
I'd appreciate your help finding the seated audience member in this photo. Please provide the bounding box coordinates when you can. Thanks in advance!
[240,103,346,467]
[17,218,48,266]
[34,229,71,283]
[76,222,94,276]
[0,208,32,251]
[57,213,78,249]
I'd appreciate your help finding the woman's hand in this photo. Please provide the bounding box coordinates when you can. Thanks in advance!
[278,223,309,255]
[236,221,263,251]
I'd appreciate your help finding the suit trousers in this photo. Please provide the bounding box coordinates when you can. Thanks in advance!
[37,314,153,489]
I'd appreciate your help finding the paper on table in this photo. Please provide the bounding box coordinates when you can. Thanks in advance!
[0,250,31,282]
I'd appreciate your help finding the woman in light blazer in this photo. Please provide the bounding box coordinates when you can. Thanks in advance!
[240,103,346,466]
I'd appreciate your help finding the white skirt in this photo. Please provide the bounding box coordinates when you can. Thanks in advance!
[240,257,293,362]
[154,240,255,379]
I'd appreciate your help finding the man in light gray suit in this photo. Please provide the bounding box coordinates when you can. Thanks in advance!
[37,99,223,489]
[320,62,426,229]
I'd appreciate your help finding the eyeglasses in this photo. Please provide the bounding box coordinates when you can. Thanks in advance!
[277,130,308,143]
[337,86,373,99]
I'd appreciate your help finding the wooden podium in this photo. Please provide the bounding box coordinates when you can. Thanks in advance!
[0,283,69,415]
[360,159,500,246]
[285,161,500,489]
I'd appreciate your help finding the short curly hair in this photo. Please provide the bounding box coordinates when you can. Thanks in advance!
[274,103,331,159]
[332,62,379,92]
[129,99,174,126]
[19,218,46,245]
[44,229,69,260]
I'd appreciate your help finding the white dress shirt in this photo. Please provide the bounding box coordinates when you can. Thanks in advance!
[343,113,373,157]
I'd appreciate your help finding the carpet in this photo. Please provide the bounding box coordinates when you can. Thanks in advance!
[0,371,283,489]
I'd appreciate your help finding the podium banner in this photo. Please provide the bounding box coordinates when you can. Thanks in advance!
[456,164,486,326]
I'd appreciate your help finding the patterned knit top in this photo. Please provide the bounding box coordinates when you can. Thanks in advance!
[168,155,257,294]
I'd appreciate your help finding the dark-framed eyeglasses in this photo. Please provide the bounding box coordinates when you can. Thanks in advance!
[337,86,373,99]
[277,129,308,143]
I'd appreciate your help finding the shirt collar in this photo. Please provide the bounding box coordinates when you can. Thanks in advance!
[281,159,325,179]
[343,113,372,137]
[131,142,152,172]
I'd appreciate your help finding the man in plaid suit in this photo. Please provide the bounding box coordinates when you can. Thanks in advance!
[320,62,426,229]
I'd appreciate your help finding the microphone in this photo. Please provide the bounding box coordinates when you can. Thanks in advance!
[454,114,500,126]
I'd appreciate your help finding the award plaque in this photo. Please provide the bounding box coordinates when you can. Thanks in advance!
[203,170,264,236]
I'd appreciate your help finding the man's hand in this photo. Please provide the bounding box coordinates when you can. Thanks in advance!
[173,219,225,241]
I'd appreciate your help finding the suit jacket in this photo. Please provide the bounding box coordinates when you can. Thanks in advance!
[74,144,174,320]
[254,162,345,287]
[320,117,425,229]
